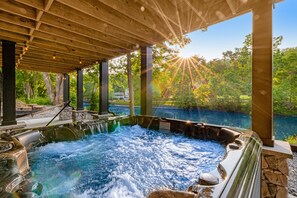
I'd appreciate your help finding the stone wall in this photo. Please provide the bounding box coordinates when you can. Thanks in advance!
[262,140,293,198]
[59,107,72,121]
[72,110,87,122]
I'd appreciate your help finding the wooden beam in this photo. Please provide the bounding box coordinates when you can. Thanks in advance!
[181,0,208,27]
[187,0,252,31]
[23,46,99,63]
[142,0,188,32]
[88,0,177,41]
[0,11,35,29]
[226,0,237,15]
[0,29,29,42]
[33,31,119,57]
[13,0,44,11]
[0,0,36,20]
[55,0,159,44]
[0,20,30,36]
[2,0,135,50]
[21,57,80,68]
[0,29,109,59]
[41,13,134,50]
[15,0,151,46]
[47,2,150,46]
[18,63,71,73]
[38,24,128,52]
[23,51,95,65]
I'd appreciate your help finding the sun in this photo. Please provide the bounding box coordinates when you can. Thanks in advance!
[178,46,197,59]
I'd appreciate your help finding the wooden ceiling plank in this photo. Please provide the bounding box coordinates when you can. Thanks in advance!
[13,0,144,48]
[44,0,55,11]
[0,29,29,42]
[21,53,84,64]
[25,46,99,62]
[11,0,148,48]
[18,63,71,73]
[21,58,79,68]
[31,38,106,59]
[38,24,128,52]
[87,0,175,42]
[0,20,30,35]
[142,0,187,32]
[13,0,44,11]
[55,0,158,44]
[185,0,251,31]
[24,52,94,64]
[0,0,36,20]
[40,13,134,50]
[33,31,120,57]
[24,51,96,65]
[46,2,150,46]
[181,0,208,26]
[0,11,35,29]
[0,28,106,60]
[226,0,237,15]
[21,60,77,69]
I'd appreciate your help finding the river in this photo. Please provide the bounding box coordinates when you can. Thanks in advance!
[109,105,297,140]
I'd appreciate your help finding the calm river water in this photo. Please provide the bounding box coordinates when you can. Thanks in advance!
[109,105,297,140]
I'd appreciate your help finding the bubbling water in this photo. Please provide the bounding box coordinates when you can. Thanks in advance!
[28,125,225,198]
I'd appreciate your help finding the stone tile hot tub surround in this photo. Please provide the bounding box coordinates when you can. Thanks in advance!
[262,140,293,198]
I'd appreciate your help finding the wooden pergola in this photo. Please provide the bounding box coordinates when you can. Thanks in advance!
[0,0,281,146]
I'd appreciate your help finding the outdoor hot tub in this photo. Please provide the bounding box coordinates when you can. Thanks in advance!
[0,115,262,197]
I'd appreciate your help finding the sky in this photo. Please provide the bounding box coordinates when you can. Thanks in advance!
[179,0,297,60]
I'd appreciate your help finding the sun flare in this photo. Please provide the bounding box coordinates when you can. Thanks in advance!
[178,46,197,59]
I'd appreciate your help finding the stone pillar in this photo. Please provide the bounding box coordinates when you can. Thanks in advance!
[141,46,152,116]
[72,110,87,122]
[76,68,83,110]
[252,0,274,146]
[63,74,70,103]
[261,140,293,198]
[1,40,16,126]
[99,60,109,115]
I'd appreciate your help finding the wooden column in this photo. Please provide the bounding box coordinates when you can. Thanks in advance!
[2,40,16,126]
[63,74,70,103]
[99,60,109,114]
[252,0,274,146]
[141,46,152,115]
[127,53,135,116]
[76,69,84,110]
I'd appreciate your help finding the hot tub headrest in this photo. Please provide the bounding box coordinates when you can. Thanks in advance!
[218,128,241,144]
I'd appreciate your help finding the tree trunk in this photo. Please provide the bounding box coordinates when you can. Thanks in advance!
[126,53,135,116]
[24,82,33,100]
[54,74,63,105]
[42,72,55,104]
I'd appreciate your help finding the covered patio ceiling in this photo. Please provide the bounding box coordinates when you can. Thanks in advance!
[0,0,280,73]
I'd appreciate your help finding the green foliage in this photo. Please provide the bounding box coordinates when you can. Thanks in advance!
[27,96,51,105]
[286,135,297,145]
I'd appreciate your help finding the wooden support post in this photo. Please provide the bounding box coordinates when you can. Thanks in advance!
[76,69,84,110]
[252,0,274,146]
[99,60,109,115]
[1,40,17,126]
[127,53,135,116]
[141,46,153,115]
[63,74,70,103]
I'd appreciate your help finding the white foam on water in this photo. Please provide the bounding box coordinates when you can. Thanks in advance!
[29,125,226,197]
